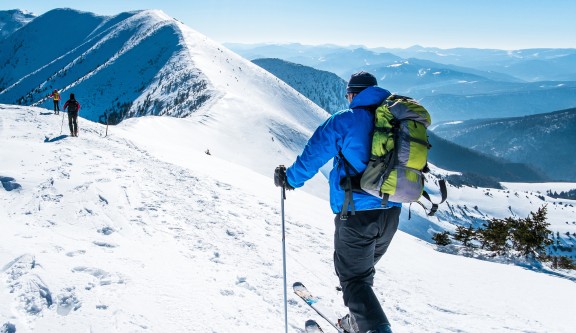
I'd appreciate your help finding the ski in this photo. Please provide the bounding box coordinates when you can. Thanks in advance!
[305,319,325,332]
[293,282,344,332]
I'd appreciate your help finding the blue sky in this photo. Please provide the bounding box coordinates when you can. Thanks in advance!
[5,0,576,49]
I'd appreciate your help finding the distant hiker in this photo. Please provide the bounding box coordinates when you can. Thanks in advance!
[49,89,61,114]
[275,72,398,333]
[205,149,211,155]
[63,93,81,137]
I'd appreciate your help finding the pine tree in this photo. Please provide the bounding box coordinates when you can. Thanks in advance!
[557,256,576,269]
[453,225,476,247]
[510,206,552,258]
[432,231,452,246]
[478,218,511,254]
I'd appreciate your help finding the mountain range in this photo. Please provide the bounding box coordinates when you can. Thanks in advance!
[372,45,576,82]
[427,131,547,183]
[432,108,576,181]
[228,43,576,122]
[229,43,576,82]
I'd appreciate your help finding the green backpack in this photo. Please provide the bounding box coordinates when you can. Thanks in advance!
[341,94,447,218]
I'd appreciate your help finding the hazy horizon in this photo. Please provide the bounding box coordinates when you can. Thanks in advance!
[2,0,575,50]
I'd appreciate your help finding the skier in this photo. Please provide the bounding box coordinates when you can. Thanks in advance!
[275,72,399,333]
[49,89,61,114]
[63,93,81,137]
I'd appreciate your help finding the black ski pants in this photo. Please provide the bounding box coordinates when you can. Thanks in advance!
[68,111,78,135]
[334,207,401,332]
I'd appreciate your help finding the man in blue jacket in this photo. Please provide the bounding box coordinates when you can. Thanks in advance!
[275,71,399,333]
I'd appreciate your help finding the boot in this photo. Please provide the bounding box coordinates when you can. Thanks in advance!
[338,313,359,333]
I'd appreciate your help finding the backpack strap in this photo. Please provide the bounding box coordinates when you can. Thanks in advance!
[379,119,401,207]
[417,179,448,216]
[339,152,356,220]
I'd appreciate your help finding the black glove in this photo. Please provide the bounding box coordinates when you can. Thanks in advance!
[274,165,294,190]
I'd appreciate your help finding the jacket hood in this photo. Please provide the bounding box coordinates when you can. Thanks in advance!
[349,86,391,109]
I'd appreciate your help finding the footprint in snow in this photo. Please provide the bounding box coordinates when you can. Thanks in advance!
[1,322,16,333]
[72,266,125,286]
[65,250,86,257]
[56,287,81,315]
[1,254,53,316]
[98,226,115,235]
[93,241,117,248]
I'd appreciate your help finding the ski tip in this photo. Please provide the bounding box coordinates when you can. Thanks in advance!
[293,281,305,288]
[305,319,324,333]
[305,319,316,326]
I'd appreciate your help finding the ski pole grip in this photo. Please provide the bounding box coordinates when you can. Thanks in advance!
[274,165,287,187]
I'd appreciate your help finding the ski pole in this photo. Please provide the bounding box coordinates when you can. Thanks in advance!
[59,111,65,135]
[280,173,288,333]
[102,112,109,137]
[105,115,109,137]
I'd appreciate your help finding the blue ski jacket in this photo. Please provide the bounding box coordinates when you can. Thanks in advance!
[286,86,402,214]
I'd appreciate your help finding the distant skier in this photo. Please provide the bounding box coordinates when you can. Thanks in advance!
[63,93,81,137]
[275,72,398,333]
[49,89,61,114]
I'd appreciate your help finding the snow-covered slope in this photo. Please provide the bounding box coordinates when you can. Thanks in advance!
[0,9,326,135]
[252,58,348,114]
[0,8,330,192]
[2,105,576,333]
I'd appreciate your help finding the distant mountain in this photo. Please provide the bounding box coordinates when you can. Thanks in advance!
[501,53,576,81]
[295,47,403,79]
[227,43,402,78]
[372,46,576,82]
[229,43,576,82]
[360,59,498,95]
[427,132,548,183]
[252,58,348,114]
[421,84,576,122]
[0,9,34,39]
[224,42,352,63]
[432,108,576,181]
[227,43,576,121]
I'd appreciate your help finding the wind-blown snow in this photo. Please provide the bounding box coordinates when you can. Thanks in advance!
[1,105,576,333]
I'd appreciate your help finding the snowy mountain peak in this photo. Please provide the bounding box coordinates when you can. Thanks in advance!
[0,8,329,181]
[0,8,327,124]
[0,9,35,39]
